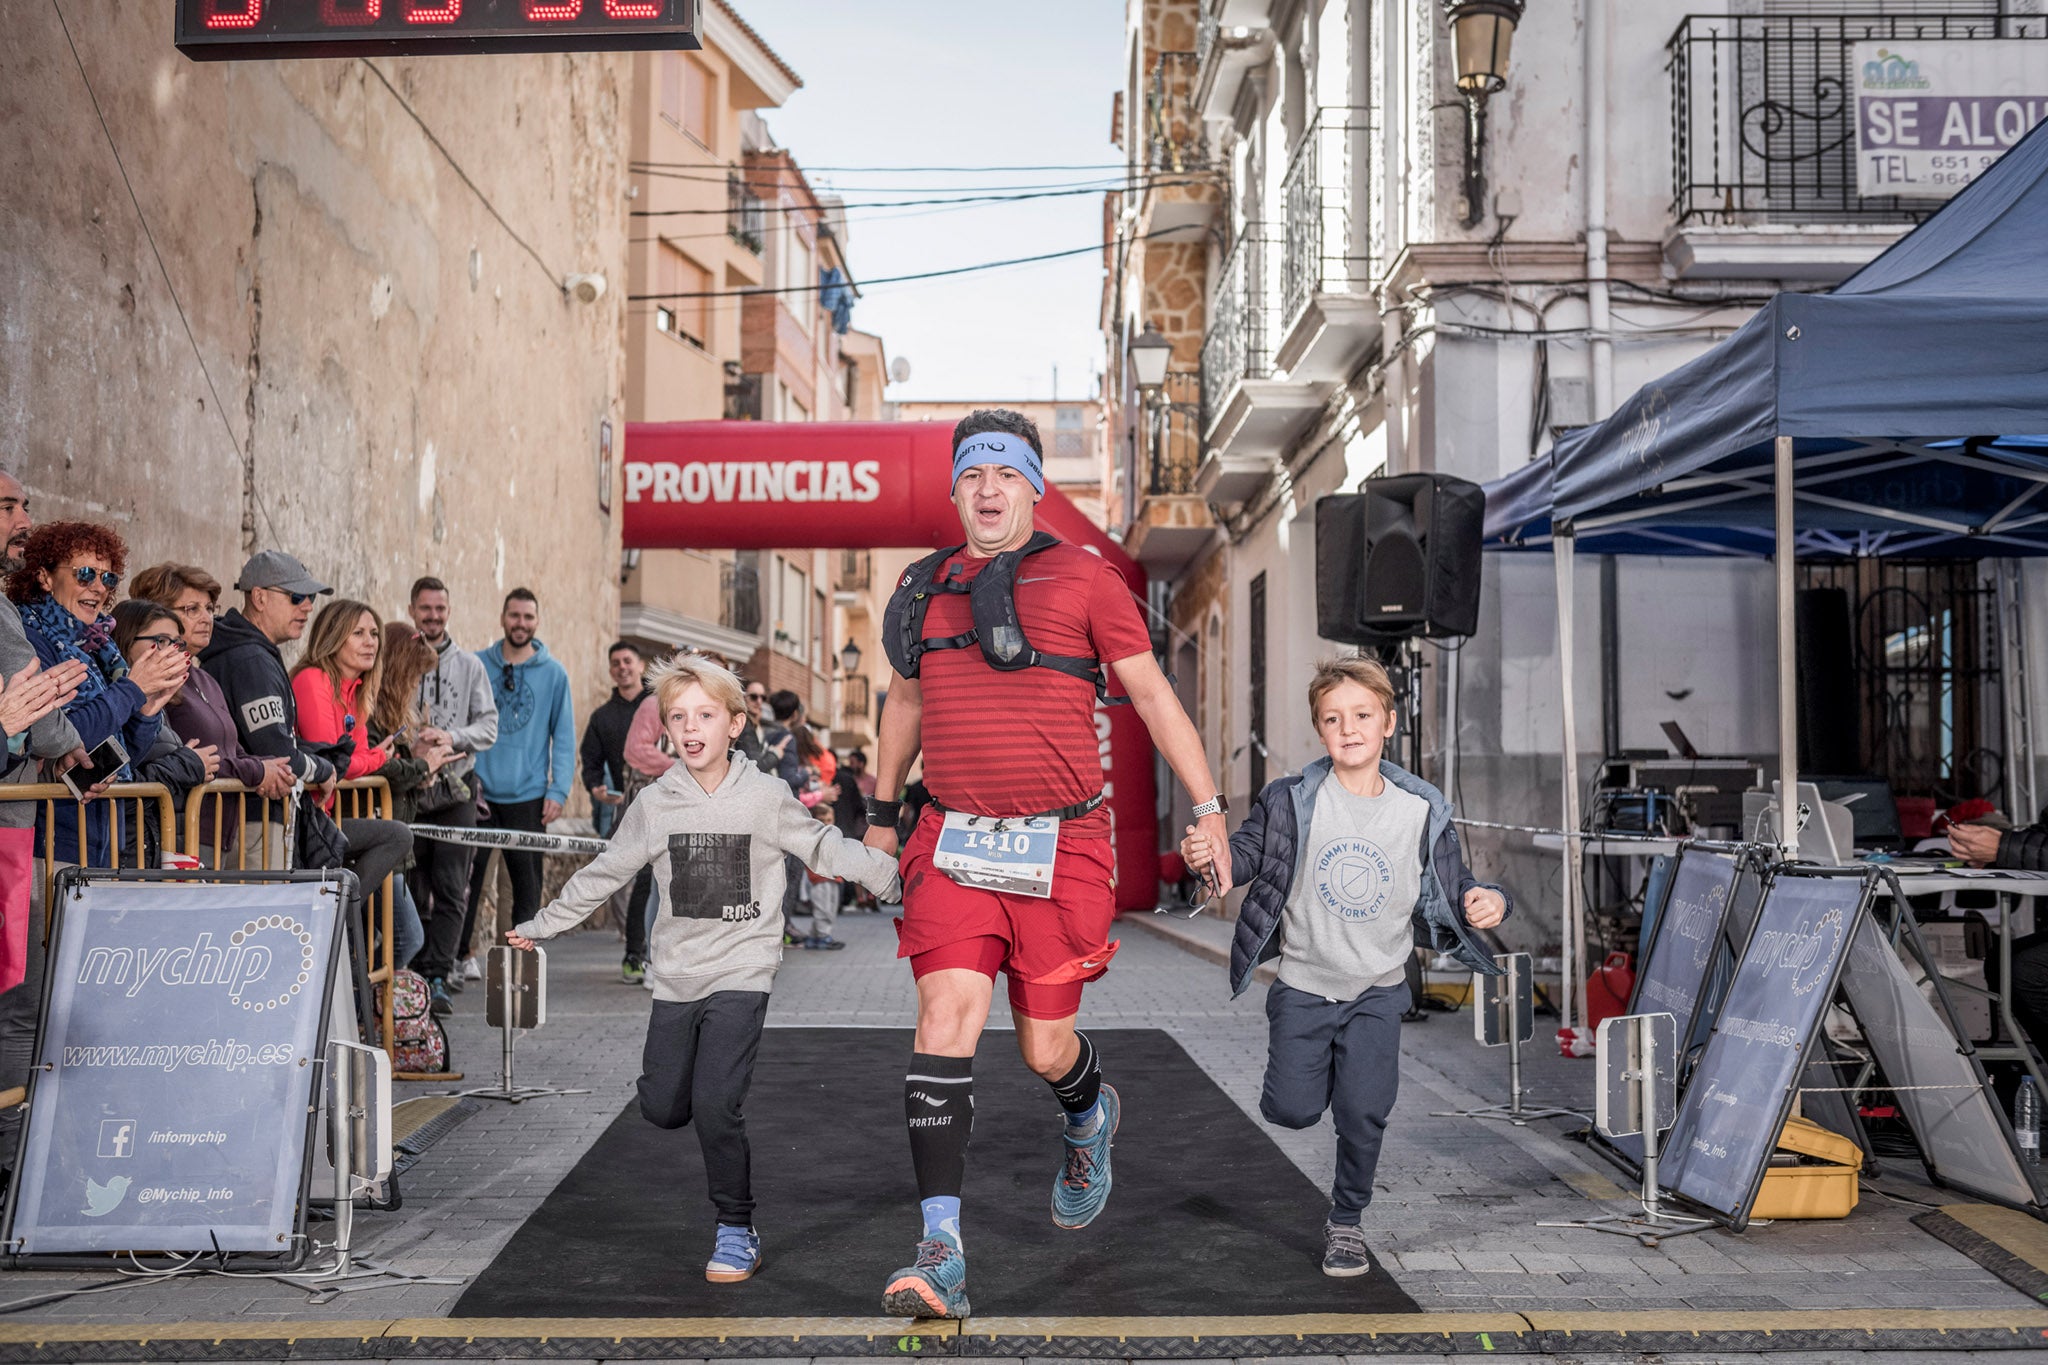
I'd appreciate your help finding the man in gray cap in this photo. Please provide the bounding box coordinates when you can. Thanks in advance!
[201,550,411,1034]
[200,550,340,794]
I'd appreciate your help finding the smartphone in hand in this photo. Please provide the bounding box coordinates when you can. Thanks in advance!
[61,736,128,799]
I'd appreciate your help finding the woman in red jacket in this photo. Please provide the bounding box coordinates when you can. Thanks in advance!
[291,600,393,785]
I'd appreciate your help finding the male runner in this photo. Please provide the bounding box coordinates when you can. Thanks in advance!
[864,409,1231,1319]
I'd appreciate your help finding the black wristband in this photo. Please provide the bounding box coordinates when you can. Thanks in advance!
[864,795,904,824]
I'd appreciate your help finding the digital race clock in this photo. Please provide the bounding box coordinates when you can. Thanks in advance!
[174,0,700,62]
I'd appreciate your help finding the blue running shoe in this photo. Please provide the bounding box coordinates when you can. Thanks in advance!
[705,1224,761,1283]
[1051,1083,1120,1229]
[882,1229,970,1319]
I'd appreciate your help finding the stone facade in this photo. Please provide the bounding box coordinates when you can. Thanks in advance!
[1,7,630,793]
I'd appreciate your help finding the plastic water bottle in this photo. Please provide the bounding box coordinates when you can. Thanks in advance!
[2018,1077,2042,1165]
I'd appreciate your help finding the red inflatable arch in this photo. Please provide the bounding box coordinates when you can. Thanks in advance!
[624,422,1160,911]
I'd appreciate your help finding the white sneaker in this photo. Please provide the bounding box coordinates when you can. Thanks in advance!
[459,956,483,981]
[642,971,657,991]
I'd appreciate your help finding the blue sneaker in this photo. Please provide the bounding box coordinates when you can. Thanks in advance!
[1051,1084,1120,1229]
[882,1229,970,1319]
[705,1223,761,1283]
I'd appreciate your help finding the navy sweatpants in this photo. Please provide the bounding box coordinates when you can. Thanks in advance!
[1260,979,1407,1225]
[639,990,769,1224]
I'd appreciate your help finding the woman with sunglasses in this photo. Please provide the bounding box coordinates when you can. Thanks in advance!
[4,522,187,865]
[111,600,220,859]
[130,563,294,865]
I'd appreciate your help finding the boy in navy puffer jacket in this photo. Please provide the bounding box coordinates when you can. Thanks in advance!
[1182,656,1510,1279]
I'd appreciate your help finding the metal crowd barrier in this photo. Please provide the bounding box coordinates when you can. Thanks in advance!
[333,777,400,1072]
[10,782,178,920]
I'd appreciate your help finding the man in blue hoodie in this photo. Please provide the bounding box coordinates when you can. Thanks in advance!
[466,587,574,944]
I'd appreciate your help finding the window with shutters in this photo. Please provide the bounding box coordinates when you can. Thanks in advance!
[655,243,710,349]
[681,57,715,147]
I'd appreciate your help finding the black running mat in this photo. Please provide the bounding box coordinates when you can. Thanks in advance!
[453,1026,1417,1317]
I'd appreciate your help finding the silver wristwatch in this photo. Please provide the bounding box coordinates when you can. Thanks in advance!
[1191,794,1228,819]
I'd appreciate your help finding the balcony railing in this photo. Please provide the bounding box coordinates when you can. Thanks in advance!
[1196,1,1221,80]
[727,169,765,253]
[1199,225,1280,434]
[1280,106,1376,328]
[1669,13,2046,226]
[836,550,871,592]
[1147,51,1207,173]
[842,674,871,721]
[1147,371,1202,496]
[719,559,762,635]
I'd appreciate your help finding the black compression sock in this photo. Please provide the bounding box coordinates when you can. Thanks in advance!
[906,1052,974,1200]
[1049,1031,1103,1117]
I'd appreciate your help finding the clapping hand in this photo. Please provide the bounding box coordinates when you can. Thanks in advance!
[0,660,69,739]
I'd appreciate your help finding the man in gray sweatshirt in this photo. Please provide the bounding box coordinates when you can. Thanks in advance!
[0,465,86,1172]
[407,576,499,1011]
[511,655,899,1286]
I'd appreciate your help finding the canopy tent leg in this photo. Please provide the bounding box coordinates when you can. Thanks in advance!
[1554,531,1586,1035]
[1999,560,2038,825]
[1776,435,1800,857]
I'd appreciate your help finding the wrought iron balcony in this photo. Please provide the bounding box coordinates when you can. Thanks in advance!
[1279,107,1378,331]
[1668,12,2046,226]
[1147,51,1208,173]
[1196,1,1221,80]
[1146,372,1202,497]
[1199,224,1280,435]
[842,674,871,721]
[836,550,871,592]
[719,559,762,636]
[727,169,765,253]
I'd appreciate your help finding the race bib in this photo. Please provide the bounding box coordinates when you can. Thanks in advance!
[933,811,1058,898]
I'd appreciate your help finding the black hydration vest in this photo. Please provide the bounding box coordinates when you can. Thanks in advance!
[882,531,1125,705]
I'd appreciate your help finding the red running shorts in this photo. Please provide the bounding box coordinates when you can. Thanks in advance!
[895,806,1121,1020]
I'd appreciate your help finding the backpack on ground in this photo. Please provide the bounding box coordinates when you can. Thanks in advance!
[387,968,450,1074]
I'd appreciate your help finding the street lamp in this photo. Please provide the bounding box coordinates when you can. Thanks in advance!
[1128,322,1173,392]
[839,638,862,675]
[1441,0,1524,229]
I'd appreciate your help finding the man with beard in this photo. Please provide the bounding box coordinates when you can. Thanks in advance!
[0,463,87,1178]
[407,576,499,1016]
[466,588,574,954]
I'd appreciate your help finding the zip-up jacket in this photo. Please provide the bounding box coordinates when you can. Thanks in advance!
[415,634,498,782]
[515,758,901,1002]
[472,639,574,805]
[198,609,334,785]
[0,599,81,827]
[291,669,390,779]
[581,686,650,794]
[1226,757,1512,997]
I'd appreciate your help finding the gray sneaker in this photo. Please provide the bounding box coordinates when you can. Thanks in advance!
[1322,1220,1372,1277]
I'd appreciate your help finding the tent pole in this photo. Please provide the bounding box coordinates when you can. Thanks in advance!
[1555,530,1586,1034]
[1776,434,1800,857]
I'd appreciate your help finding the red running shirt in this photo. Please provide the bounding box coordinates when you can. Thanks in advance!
[910,539,1152,839]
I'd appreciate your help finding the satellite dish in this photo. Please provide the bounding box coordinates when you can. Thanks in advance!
[889,356,912,385]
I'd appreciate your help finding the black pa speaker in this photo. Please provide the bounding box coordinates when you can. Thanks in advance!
[1796,586,1861,775]
[1316,474,1486,644]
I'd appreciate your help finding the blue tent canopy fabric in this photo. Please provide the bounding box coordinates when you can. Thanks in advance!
[1483,119,2048,558]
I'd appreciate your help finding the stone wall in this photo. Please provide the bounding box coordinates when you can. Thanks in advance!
[0,6,630,780]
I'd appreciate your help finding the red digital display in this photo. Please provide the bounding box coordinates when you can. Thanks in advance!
[176,0,698,60]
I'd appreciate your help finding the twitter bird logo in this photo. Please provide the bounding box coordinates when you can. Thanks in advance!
[82,1175,130,1218]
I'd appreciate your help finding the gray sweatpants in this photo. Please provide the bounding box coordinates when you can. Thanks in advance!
[806,877,841,939]
[1260,979,1408,1225]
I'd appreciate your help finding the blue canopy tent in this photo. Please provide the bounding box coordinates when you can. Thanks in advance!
[1480,118,2048,1031]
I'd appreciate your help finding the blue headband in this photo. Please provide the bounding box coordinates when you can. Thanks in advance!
[952,433,1044,495]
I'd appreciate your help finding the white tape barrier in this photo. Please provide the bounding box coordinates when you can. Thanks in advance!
[407,824,612,857]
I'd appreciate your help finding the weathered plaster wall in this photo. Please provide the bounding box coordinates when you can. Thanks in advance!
[1,2,628,718]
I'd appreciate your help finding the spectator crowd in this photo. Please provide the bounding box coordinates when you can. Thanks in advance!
[0,462,882,1180]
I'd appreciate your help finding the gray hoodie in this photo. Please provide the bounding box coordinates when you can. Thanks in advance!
[514,756,901,1001]
[416,635,497,782]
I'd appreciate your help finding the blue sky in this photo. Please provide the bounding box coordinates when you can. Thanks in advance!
[739,2,1128,403]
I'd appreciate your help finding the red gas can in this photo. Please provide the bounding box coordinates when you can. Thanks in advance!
[1585,951,1636,1030]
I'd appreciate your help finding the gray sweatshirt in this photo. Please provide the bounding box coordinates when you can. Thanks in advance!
[514,756,901,1001]
[0,599,81,829]
[416,635,498,782]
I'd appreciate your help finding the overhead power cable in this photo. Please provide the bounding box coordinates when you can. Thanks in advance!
[631,179,1204,218]
[631,166,1182,194]
[631,159,1140,173]
[629,225,1190,302]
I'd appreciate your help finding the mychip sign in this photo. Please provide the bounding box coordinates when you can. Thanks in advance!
[4,876,344,1260]
[1855,40,2048,198]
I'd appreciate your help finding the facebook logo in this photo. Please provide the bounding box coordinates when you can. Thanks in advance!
[97,1119,136,1159]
